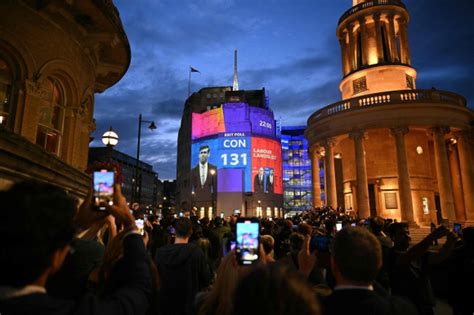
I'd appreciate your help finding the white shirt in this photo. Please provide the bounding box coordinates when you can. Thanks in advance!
[200,163,208,187]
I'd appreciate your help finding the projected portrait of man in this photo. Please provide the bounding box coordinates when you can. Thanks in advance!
[254,167,265,193]
[192,144,217,201]
[266,168,274,194]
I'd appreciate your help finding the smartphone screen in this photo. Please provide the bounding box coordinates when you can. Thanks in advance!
[223,240,237,256]
[135,219,145,235]
[453,223,462,235]
[93,169,114,211]
[336,222,343,231]
[236,218,259,265]
[310,235,330,252]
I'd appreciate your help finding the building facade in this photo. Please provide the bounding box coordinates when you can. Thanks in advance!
[305,0,474,226]
[176,87,284,218]
[88,147,159,208]
[281,126,318,212]
[0,0,130,197]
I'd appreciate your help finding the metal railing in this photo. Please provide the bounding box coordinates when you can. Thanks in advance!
[338,0,406,25]
[308,89,467,123]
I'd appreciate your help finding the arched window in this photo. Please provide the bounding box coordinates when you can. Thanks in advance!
[0,57,12,127]
[35,78,65,155]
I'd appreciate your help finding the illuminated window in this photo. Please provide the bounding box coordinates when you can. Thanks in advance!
[200,207,205,219]
[422,197,429,214]
[208,207,213,219]
[35,78,65,155]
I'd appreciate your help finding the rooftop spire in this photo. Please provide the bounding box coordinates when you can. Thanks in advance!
[233,49,239,91]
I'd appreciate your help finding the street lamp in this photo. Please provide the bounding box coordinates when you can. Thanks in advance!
[101,127,119,148]
[134,114,157,204]
[210,168,216,217]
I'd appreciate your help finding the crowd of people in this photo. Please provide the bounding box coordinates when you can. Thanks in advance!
[1,180,473,315]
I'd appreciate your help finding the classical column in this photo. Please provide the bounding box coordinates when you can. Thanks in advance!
[310,146,322,208]
[448,143,466,221]
[350,131,370,219]
[373,13,384,62]
[431,127,456,221]
[347,23,357,71]
[338,33,350,75]
[324,139,338,209]
[391,127,415,223]
[397,17,411,65]
[358,17,368,66]
[387,14,399,62]
[456,131,474,221]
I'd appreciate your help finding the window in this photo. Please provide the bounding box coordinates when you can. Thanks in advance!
[0,57,12,127]
[353,76,367,94]
[384,192,398,209]
[35,78,65,155]
[406,74,414,89]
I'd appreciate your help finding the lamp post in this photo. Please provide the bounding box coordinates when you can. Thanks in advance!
[102,127,119,163]
[102,127,119,148]
[133,114,157,204]
[210,168,216,217]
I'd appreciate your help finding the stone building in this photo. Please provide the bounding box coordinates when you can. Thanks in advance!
[305,0,474,226]
[0,0,130,197]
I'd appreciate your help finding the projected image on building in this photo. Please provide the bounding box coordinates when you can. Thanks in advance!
[191,103,282,205]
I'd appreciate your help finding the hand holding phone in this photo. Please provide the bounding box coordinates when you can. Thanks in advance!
[236,218,259,265]
[93,169,115,211]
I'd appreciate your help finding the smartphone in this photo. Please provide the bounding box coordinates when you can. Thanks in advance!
[236,218,259,265]
[351,223,356,227]
[135,219,145,235]
[223,240,237,256]
[220,212,224,219]
[336,221,343,231]
[310,235,330,252]
[453,223,462,235]
[93,169,114,211]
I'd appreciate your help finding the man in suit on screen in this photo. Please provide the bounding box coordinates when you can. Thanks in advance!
[192,144,217,202]
[265,168,274,194]
[254,167,265,193]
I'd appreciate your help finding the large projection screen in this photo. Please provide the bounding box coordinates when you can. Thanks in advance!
[191,103,282,212]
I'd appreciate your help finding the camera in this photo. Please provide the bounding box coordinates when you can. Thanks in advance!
[236,217,259,265]
[93,169,115,211]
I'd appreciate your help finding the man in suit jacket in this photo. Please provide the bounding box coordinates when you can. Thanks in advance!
[0,181,152,315]
[253,167,265,193]
[265,168,274,194]
[323,226,418,315]
[192,144,217,202]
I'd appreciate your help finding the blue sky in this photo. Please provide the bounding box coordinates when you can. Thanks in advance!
[90,0,474,180]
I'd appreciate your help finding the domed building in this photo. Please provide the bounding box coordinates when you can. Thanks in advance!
[305,0,474,226]
[0,0,130,196]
